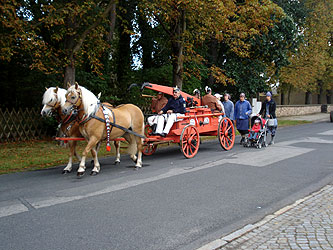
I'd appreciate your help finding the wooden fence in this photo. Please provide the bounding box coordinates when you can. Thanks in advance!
[0,108,47,143]
[0,104,153,143]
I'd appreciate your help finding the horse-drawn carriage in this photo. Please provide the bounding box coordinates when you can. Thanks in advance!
[53,83,236,159]
[44,82,235,176]
[140,83,236,158]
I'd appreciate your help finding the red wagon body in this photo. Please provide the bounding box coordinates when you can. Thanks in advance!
[141,83,235,158]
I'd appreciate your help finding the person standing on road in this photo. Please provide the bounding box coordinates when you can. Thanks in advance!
[223,93,234,121]
[259,92,277,145]
[234,93,252,144]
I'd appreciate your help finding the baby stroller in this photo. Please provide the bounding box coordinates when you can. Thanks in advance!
[244,116,267,149]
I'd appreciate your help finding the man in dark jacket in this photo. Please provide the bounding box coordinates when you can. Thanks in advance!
[155,87,186,137]
[259,92,277,145]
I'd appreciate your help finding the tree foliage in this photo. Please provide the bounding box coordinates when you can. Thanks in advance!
[279,0,333,94]
[0,0,331,109]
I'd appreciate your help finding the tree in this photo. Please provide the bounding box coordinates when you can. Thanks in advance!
[279,0,333,104]
[139,0,284,89]
[1,0,117,87]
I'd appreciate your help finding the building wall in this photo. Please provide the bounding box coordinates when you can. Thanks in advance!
[272,89,332,105]
[275,105,332,117]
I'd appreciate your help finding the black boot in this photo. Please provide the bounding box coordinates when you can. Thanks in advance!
[151,124,157,135]
[240,136,245,145]
[269,135,275,145]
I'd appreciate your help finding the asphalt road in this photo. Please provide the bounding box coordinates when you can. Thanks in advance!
[1,121,333,250]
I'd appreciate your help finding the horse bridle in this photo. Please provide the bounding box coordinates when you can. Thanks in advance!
[45,94,60,109]
[65,88,83,111]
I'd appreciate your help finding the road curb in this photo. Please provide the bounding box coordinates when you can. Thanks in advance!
[196,184,332,250]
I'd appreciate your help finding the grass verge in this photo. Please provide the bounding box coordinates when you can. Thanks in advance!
[278,120,312,127]
[0,140,118,175]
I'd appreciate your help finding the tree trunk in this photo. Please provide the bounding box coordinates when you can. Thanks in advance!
[208,39,218,86]
[107,2,116,42]
[287,85,292,105]
[280,91,285,105]
[63,17,76,88]
[305,91,312,104]
[327,89,332,104]
[64,57,75,87]
[172,41,184,89]
[317,81,322,104]
[171,9,185,89]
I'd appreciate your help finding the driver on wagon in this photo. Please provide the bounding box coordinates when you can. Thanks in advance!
[154,87,186,137]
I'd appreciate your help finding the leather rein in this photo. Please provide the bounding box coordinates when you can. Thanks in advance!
[65,91,145,139]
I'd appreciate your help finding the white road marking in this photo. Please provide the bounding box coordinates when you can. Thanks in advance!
[0,201,28,218]
[318,130,333,136]
[227,146,314,167]
[0,136,329,218]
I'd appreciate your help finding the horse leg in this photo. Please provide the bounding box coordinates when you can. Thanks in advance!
[90,142,100,166]
[73,141,82,161]
[123,134,138,164]
[90,145,100,176]
[135,137,143,169]
[63,141,75,174]
[77,137,99,177]
[114,141,121,165]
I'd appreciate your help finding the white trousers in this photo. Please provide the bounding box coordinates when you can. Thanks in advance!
[155,113,180,134]
[147,115,159,126]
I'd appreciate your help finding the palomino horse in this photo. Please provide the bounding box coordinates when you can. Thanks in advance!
[41,87,120,174]
[41,87,83,174]
[62,83,145,176]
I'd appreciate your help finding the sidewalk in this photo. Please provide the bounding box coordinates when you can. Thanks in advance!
[278,113,330,122]
[199,185,333,250]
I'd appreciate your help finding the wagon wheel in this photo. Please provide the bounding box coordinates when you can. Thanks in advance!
[180,125,200,159]
[144,124,153,137]
[142,143,158,156]
[218,117,235,151]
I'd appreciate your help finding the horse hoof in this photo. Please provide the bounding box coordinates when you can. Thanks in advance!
[77,172,85,178]
[62,170,71,174]
[114,161,120,165]
[90,171,99,176]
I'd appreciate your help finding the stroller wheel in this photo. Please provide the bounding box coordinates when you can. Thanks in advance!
[257,143,262,149]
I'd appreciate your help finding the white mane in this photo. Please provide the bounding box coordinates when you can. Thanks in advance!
[42,87,67,108]
[67,85,99,116]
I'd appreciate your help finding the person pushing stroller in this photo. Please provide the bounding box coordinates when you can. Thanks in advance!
[259,92,277,145]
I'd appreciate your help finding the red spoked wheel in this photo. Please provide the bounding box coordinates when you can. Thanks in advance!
[144,124,153,137]
[180,125,200,159]
[142,143,157,156]
[218,117,235,151]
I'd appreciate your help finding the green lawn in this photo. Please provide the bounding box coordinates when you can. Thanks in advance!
[0,119,312,175]
[0,140,118,175]
[277,120,312,127]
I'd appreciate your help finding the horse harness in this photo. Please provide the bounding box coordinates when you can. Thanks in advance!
[55,110,79,137]
[78,103,145,151]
